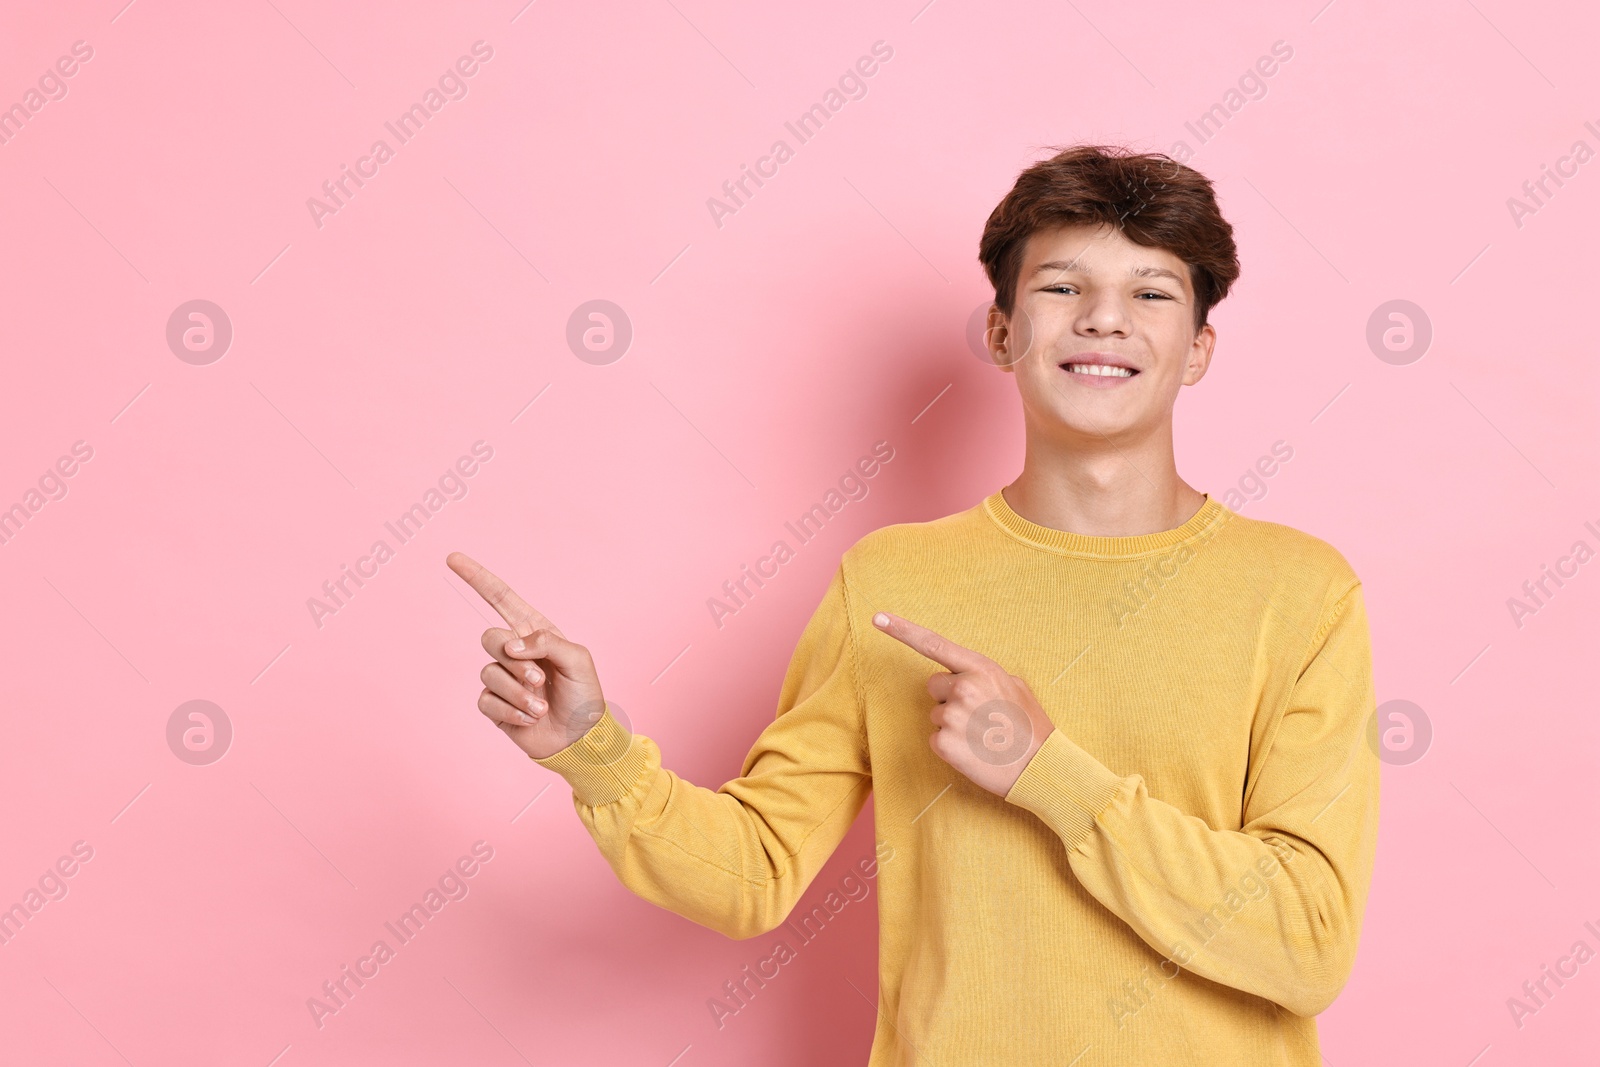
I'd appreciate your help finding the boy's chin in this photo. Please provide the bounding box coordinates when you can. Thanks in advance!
[1032,405,1155,441]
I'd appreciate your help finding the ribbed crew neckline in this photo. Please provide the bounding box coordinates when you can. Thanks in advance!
[983,486,1230,559]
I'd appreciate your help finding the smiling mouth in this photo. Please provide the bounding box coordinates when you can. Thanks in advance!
[1060,363,1138,378]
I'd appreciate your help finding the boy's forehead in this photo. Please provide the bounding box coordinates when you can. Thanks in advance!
[1023,225,1191,289]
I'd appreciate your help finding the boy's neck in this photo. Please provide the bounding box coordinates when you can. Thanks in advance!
[1003,451,1206,539]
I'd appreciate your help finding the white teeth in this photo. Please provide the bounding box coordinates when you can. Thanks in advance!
[1064,364,1134,377]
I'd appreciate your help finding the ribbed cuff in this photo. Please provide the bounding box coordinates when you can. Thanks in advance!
[1003,728,1127,851]
[529,703,650,807]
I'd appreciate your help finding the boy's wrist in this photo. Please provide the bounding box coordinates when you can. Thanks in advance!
[530,704,649,806]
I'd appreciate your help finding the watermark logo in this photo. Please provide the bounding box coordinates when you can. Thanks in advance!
[708,440,895,630]
[0,841,95,949]
[966,300,1032,366]
[560,698,633,766]
[1109,841,1297,1031]
[167,700,232,765]
[307,441,495,630]
[1506,123,1599,230]
[1109,154,1185,226]
[1365,299,1431,366]
[705,41,894,230]
[706,840,894,1030]
[0,39,94,149]
[565,300,632,365]
[1166,40,1295,158]
[1506,918,1600,1031]
[307,841,495,1029]
[1366,698,1431,765]
[1218,440,1293,511]
[166,300,233,365]
[1506,519,1599,630]
[1105,516,1227,630]
[306,41,495,230]
[963,698,1034,766]
[0,439,94,549]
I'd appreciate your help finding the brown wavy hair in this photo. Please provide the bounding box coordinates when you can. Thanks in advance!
[978,144,1241,333]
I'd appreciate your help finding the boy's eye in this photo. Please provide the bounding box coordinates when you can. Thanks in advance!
[1042,285,1172,300]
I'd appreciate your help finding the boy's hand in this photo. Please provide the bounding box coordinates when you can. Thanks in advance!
[872,611,1056,797]
[446,551,610,761]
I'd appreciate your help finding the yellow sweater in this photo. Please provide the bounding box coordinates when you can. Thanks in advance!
[533,488,1380,1065]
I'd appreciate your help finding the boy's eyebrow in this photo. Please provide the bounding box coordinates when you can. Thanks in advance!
[1031,258,1187,285]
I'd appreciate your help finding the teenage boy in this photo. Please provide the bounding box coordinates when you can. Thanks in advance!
[448,143,1379,1066]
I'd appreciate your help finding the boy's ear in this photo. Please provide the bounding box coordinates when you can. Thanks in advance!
[1183,324,1217,385]
[985,307,1011,374]
[987,306,1033,373]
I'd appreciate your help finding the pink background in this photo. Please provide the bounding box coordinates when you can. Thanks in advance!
[2,1,1597,1063]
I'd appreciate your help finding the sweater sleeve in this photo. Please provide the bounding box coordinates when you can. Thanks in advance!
[528,563,873,941]
[1003,582,1381,1017]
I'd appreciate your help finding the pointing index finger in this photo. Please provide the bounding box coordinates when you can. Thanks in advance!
[872,611,991,674]
[446,551,552,637]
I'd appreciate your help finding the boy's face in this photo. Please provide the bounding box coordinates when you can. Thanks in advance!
[988,222,1215,444]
